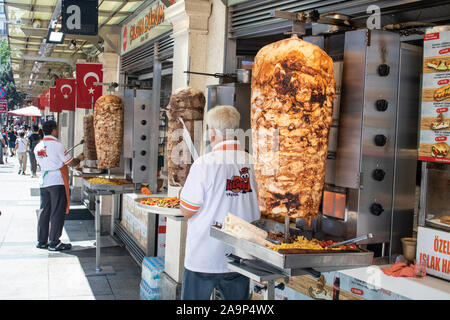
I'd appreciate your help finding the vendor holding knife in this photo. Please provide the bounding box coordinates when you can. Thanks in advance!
[34,120,84,251]
[179,105,260,300]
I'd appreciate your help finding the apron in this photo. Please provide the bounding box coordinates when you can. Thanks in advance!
[40,138,71,214]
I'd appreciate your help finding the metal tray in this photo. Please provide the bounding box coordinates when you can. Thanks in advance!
[426,218,450,232]
[82,178,137,193]
[135,195,182,217]
[210,226,374,271]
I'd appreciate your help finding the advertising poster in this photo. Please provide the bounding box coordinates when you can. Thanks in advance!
[416,226,450,281]
[419,31,450,163]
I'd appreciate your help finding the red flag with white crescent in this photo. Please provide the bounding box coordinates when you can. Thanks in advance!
[76,63,103,109]
[43,90,50,108]
[49,87,59,113]
[56,78,76,111]
[38,94,44,110]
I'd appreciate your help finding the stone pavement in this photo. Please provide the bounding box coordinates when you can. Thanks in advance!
[0,155,141,300]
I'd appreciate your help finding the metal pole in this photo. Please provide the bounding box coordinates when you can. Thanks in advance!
[150,41,162,193]
[264,280,275,300]
[95,195,102,272]
[68,111,75,188]
[284,216,290,243]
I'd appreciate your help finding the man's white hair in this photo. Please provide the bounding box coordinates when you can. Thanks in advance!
[206,105,240,136]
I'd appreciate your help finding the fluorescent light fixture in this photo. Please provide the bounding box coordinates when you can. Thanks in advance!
[47,30,65,43]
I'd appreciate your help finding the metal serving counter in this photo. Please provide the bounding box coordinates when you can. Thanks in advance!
[82,178,140,276]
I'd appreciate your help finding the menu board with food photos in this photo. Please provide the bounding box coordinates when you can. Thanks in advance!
[419,30,450,163]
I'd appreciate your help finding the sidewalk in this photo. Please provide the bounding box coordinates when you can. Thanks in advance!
[0,155,141,300]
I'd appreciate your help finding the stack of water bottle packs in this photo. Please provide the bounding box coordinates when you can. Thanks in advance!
[140,256,165,300]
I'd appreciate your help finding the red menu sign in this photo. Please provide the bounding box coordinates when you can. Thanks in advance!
[419,30,450,163]
[0,100,6,113]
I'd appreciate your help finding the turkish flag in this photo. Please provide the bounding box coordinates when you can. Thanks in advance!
[56,78,76,111]
[49,87,59,113]
[38,94,44,110]
[42,90,50,108]
[76,63,103,109]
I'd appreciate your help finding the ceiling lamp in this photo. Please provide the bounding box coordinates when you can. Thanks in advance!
[46,19,65,44]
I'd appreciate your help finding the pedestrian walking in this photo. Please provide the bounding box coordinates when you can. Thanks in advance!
[34,120,84,251]
[7,127,16,157]
[15,131,28,175]
[28,125,41,178]
[2,128,8,163]
[0,133,6,165]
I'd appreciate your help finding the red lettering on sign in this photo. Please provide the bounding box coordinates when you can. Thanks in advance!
[158,226,166,234]
[439,48,450,55]
[435,136,447,142]
[351,288,364,296]
[424,33,439,41]
[442,259,448,274]
[438,79,450,86]
[436,108,448,113]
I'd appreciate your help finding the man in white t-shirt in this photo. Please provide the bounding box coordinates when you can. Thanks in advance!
[34,121,83,251]
[15,131,28,175]
[179,105,260,300]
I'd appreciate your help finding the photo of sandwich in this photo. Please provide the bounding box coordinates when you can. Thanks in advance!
[434,84,450,102]
[431,142,449,158]
[424,56,450,73]
[430,113,450,130]
[427,59,450,71]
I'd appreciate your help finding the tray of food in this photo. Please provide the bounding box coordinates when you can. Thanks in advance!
[135,194,182,216]
[210,214,373,271]
[82,177,136,193]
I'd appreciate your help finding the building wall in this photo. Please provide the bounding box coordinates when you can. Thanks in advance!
[204,0,227,87]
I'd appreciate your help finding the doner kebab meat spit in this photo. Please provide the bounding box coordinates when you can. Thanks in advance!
[83,114,97,160]
[167,87,205,186]
[94,94,124,169]
[251,36,335,222]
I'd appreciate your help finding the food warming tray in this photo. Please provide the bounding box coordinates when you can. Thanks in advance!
[82,178,137,193]
[210,226,374,271]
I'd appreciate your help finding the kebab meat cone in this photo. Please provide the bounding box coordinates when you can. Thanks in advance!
[94,94,124,169]
[167,87,205,186]
[83,114,97,160]
[251,35,335,219]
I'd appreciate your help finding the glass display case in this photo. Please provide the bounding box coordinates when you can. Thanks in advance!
[418,162,450,232]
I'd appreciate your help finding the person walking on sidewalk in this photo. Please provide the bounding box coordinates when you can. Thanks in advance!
[7,127,16,157]
[34,120,84,251]
[0,133,6,164]
[28,125,41,178]
[1,127,8,163]
[15,131,28,175]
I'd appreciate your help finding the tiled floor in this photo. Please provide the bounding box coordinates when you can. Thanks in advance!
[0,156,141,300]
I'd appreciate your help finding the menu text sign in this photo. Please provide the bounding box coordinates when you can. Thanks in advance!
[419,30,450,163]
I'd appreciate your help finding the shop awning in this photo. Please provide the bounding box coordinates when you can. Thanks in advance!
[7,105,42,117]
[3,0,152,96]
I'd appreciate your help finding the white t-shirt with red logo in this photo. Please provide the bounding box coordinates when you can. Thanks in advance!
[180,140,261,273]
[34,135,73,188]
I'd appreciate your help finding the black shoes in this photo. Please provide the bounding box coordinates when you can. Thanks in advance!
[48,242,72,251]
[36,242,48,249]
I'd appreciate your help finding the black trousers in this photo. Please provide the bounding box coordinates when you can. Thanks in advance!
[38,185,67,246]
[29,151,37,175]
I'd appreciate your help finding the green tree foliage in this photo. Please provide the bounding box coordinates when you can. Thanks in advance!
[0,39,26,110]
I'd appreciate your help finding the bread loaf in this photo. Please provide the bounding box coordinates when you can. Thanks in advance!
[251,36,335,219]
[83,114,97,160]
[167,87,205,186]
[94,95,124,169]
